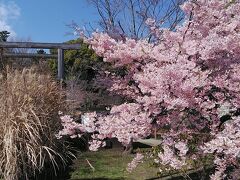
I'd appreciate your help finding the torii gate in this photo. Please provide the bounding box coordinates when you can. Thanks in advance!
[0,42,81,80]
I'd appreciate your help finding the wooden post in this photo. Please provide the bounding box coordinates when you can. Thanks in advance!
[154,126,157,139]
[0,47,3,70]
[57,48,64,80]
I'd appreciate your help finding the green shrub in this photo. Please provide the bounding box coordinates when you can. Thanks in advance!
[48,39,103,81]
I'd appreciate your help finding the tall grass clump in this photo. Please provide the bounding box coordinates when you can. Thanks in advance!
[0,67,69,180]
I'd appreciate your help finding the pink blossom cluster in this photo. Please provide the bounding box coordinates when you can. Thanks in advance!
[59,0,240,178]
[127,153,144,172]
[88,139,106,151]
[57,114,84,139]
[58,104,152,148]
[157,139,189,170]
[202,117,240,179]
[175,141,189,157]
[87,103,152,146]
[158,145,187,170]
[57,112,97,139]
[145,18,163,39]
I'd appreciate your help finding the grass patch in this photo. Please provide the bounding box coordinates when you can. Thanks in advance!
[69,148,160,180]
[69,147,214,180]
[70,148,132,179]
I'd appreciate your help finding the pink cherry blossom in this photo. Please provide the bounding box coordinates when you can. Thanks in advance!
[59,0,240,177]
[127,153,144,172]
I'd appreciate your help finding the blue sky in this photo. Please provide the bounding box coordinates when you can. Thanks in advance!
[0,0,99,42]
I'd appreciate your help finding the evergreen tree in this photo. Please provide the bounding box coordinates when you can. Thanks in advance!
[0,31,10,42]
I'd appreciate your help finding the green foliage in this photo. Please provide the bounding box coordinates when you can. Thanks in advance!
[48,39,102,81]
[225,0,236,8]
[0,31,10,42]
[37,49,46,54]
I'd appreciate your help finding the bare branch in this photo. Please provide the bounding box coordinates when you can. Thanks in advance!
[85,0,186,39]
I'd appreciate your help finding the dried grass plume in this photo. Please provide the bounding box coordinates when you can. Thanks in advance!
[0,67,68,180]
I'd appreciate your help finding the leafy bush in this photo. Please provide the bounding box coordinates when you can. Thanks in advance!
[48,38,103,81]
[0,67,69,180]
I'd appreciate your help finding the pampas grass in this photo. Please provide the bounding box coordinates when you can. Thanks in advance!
[0,67,70,180]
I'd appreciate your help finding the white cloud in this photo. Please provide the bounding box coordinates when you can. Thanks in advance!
[0,1,20,37]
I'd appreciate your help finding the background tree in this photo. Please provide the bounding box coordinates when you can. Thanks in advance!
[85,0,186,39]
[0,31,10,70]
[0,31,10,42]
[37,49,46,54]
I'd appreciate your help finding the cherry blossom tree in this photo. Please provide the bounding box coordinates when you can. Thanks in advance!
[59,0,240,179]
